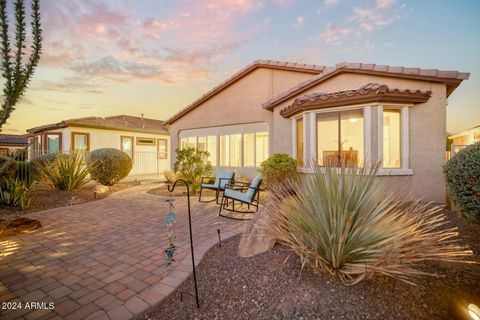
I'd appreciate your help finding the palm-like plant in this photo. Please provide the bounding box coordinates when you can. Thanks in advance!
[35,152,91,191]
[265,163,473,285]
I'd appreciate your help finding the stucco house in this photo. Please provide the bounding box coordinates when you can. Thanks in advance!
[449,124,480,148]
[0,134,28,156]
[26,115,170,177]
[164,60,469,203]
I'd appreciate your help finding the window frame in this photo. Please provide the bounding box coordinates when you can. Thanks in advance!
[42,132,62,153]
[377,104,411,175]
[120,135,134,161]
[71,132,90,152]
[136,137,156,146]
[157,138,168,159]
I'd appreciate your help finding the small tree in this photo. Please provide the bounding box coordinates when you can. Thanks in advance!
[0,0,42,128]
[174,147,212,194]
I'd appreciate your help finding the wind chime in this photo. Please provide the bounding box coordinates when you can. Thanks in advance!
[164,195,177,267]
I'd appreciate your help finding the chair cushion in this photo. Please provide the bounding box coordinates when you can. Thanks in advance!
[201,183,218,190]
[214,170,235,189]
[224,188,252,204]
[246,175,262,199]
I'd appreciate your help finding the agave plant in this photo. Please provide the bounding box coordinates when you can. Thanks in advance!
[264,163,473,285]
[35,152,91,191]
[0,178,30,209]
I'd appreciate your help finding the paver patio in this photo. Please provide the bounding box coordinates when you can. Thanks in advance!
[0,183,247,320]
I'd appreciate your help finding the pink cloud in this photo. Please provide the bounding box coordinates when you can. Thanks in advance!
[321,23,352,44]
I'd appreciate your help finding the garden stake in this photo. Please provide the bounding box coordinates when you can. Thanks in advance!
[164,194,177,267]
[217,229,222,247]
[168,179,200,308]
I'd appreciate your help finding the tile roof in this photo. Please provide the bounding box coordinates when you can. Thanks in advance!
[0,134,28,146]
[280,83,432,118]
[27,115,168,135]
[263,62,470,110]
[163,60,325,125]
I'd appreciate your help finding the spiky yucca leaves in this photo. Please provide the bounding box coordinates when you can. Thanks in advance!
[35,152,91,191]
[265,164,473,285]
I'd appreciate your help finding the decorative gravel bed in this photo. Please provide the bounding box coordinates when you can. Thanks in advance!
[147,209,479,320]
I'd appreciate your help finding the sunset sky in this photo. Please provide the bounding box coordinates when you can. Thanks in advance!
[3,0,479,135]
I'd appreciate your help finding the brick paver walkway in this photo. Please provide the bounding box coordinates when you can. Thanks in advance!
[0,183,246,320]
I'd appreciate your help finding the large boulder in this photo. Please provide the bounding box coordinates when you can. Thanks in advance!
[237,200,277,258]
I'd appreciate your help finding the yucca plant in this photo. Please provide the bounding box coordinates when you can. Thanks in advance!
[264,163,473,285]
[0,178,30,209]
[35,152,91,191]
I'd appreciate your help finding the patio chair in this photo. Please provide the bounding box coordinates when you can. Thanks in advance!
[218,175,263,219]
[198,170,235,204]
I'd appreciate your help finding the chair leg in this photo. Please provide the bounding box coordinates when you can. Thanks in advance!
[215,189,220,204]
[198,187,203,202]
[218,195,225,215]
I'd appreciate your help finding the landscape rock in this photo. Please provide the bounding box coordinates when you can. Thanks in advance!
[237,200,277,258]
[94,184,110,194]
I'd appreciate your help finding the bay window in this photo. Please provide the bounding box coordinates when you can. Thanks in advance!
[296,118,304,166]
[255,132,269,166]
[207,136,217,166]
[243,133,255,167]
[229,134,242,167]
[219,135,229,166]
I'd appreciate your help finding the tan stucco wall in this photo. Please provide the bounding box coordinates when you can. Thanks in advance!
[167,67,317,170]
[273,73,448,203]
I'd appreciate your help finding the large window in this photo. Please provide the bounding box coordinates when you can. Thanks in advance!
[207,136,217,166]
[243,133,255,167]
[72,132,89,152]
[183,131,268,167]
[317,109,364,167]
[383,109,401,168]
[219,135,230,166]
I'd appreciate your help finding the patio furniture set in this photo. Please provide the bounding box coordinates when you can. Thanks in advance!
[198,171,263,220]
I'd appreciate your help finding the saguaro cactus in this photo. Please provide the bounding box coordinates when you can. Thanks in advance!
[0,0,42,128]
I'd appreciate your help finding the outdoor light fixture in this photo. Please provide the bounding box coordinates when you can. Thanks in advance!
[468,304,480,320]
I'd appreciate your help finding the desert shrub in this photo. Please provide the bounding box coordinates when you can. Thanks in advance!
[444,142,480,222]
[35,152,91,191]
[259,153,297,188]
[173,147,212,194]
[0,155,17,180]
[15,161,33,186]
[87,148,132,186]
[0,178,31,209]
[265,164,472,285]
[32,153,67,176]
[163,170,177,184]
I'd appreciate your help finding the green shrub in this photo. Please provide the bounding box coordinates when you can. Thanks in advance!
[35,152,91,191]
[0,178,31,209]
[0,155,17,180]
[15,161,33,186]
[174,147,212,194]
[265,164,472,285]
[32,153,67,176]
[444,142,480,222]
[259,153,297,188]
[87,148,132,186]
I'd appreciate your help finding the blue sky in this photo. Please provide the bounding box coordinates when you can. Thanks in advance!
[5,0,480,134]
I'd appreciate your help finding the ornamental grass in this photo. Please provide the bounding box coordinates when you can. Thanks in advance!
[265,163,473,285]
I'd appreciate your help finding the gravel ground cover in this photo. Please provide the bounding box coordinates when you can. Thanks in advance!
[147,209,479,320]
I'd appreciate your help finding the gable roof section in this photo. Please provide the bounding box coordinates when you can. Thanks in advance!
[263,62,470,110]
[449,124,480,139]
[280,83,432,118]
[27,115,168,135]
[163,60,325,125]
[0,134,28,146]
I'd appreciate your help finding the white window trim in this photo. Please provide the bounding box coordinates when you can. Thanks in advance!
[377,104,412,175]
[291,103,411,176]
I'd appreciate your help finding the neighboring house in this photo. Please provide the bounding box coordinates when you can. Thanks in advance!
[164,60,469,203]
[449,124,480,148]
[0,134,28,156]
[27,115,170,177]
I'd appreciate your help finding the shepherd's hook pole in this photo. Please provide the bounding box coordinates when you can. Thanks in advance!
[168,179,200,308]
